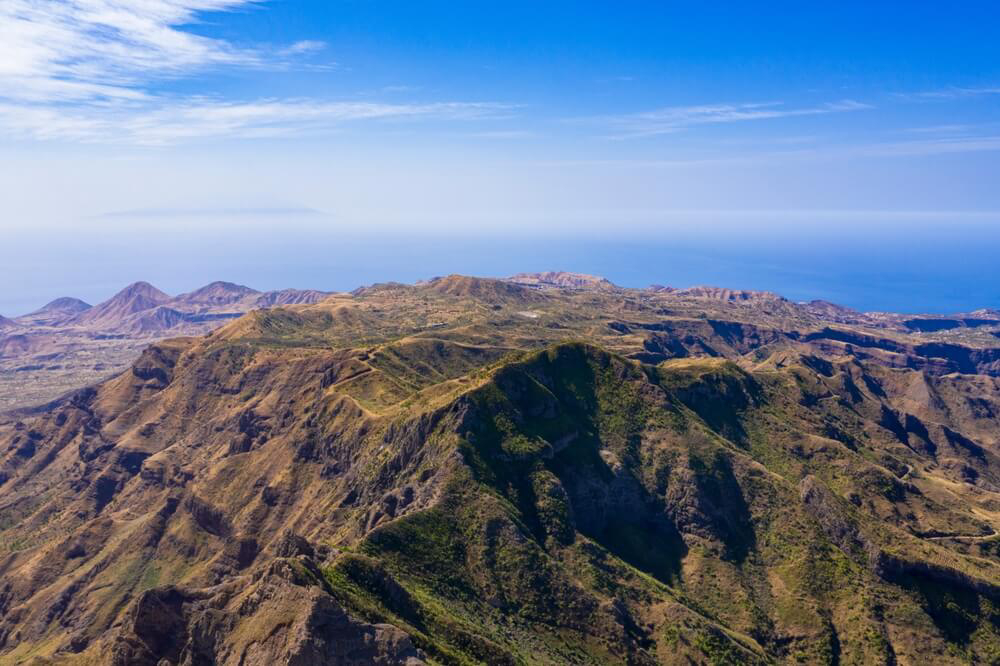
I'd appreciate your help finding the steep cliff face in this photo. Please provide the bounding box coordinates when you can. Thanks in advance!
[2,280,1000,664]
[109,556,426,666]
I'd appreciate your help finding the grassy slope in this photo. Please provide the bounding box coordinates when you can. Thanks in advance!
[320,343,1000,664]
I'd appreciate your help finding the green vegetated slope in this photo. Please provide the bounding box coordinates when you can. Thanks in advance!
[329,344,1000,665]
[2,276,1000,665]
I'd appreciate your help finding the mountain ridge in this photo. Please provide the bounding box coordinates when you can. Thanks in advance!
[173,281,260,307]
[2,273,999,413]
[2,274,1000,663]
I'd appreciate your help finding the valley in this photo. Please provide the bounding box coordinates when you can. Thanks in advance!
[1,273,1000,663]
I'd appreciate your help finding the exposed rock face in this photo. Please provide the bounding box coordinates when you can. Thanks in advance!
[507,271,617,290]
[799,475,874,561]
[675,285,788,303]
[110,558,425,666]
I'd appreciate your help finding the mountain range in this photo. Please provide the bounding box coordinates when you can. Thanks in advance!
[0,281,332,412]
[8,281,331,334]
[1,273,1000,663]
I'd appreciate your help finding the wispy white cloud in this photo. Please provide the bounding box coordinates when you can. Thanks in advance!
[903,124,982,135]
[898,86,1000,100]
[860,135,1000,157]
[0,0,265,104]
[594,100,870,138]
[279,40,328,57]
[466,129,535,139]
[0,98,513,145]
[0,0,508,144]
[379,85,421,94]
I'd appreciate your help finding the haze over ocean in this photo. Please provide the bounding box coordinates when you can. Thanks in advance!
[4,216,998,316]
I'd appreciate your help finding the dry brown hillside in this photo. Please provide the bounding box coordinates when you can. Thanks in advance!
[2,276,1000,664]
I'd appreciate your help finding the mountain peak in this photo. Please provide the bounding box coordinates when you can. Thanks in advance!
[115,281,170,302]
[72,281,171,328]
[203,280,254,291]
[423,274,538,301]
[39,296,92,313]
[14,297,93,326]
[176,281,259,306]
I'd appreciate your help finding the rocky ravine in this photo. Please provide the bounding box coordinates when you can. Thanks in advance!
[2,276,1000,664]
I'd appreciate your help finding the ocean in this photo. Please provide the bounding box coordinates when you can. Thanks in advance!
[3,222,998,316]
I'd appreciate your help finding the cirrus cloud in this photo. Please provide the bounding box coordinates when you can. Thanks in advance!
[0,98,513,145]
[589,100,871,139]
[0,0,511,144]
[0,0,268,104]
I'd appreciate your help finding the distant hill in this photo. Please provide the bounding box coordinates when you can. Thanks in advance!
[16,297,92,326]
[253,288,330,307]
[674,285,788,302]
[72,281,171,328]
[350,282,410,297]
[507,271,617,290]
[799,299,865,324]
[424,274,539,302]
[44,281,334,335]
[175,281,259,307]
[0,280,337,411]
[803,299,858,315]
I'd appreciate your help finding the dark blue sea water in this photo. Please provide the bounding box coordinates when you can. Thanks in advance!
[3,222,998,316]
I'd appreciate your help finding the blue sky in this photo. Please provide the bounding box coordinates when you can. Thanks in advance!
[1,1,999,312]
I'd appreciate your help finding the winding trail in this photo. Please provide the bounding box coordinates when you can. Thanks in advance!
[920,527,999,542]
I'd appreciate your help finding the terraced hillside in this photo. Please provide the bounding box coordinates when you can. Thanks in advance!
[2,275,1000,664]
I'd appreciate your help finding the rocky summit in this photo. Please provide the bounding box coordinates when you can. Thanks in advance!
[2,275,1000,664]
